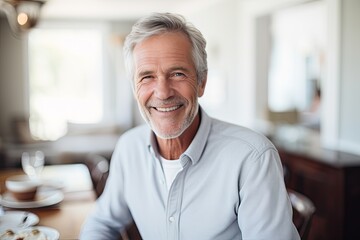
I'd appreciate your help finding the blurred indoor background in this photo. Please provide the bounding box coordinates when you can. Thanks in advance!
[1,0,359,162]
[1,1,360,239]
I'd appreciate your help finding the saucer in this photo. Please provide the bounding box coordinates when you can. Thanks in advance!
[0,211,39,230]
[0,190,64,209]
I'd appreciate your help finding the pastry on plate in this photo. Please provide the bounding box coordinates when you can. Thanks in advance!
[0,228,47,240]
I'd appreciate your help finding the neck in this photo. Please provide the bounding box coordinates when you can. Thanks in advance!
[156,113,200,160]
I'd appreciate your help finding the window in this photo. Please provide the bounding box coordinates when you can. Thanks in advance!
[267,2,326,112]
[28,28,104,140]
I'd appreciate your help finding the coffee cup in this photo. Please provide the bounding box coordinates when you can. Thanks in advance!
[5,175,41,201]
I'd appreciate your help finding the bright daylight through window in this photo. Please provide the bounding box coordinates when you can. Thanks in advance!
[28,29,103,141]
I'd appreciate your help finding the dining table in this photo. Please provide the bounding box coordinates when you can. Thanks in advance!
[0,163,97,240]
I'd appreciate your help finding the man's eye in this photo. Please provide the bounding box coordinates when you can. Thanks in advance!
[173,72,186,78]
[141,76,153,81]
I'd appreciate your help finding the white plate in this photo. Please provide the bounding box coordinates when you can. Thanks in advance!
[0,226,60,240]
[0,211,39,230]
[21,226,60,240]
[0,190,64,209]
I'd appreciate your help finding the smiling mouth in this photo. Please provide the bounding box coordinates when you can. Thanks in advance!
[154,105,182,112]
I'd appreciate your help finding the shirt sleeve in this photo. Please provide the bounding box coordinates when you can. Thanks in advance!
[80,140,133,240]
[237,148,300,240]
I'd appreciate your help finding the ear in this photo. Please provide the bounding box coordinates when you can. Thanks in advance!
[197,75,207,97]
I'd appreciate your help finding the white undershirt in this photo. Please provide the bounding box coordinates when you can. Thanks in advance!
[160,156,183,190]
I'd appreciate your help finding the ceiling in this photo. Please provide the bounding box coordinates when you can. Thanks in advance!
[40,0,221,21]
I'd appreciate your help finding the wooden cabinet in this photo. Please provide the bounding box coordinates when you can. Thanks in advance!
[276,143,360,240]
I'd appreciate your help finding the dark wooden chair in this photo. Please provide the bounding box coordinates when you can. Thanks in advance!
[288,189,316,240]
[84,154,142,239]
[84,153,110,197]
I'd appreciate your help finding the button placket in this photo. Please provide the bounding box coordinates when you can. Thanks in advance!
[166,181,179,239]
[165,158,191,240]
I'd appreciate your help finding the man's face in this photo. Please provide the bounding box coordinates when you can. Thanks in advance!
[133,32,206,139]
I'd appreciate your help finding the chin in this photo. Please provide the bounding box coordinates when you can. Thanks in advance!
[152,125,185,139]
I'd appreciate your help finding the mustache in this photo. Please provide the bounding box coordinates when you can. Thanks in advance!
[146,96,186,108]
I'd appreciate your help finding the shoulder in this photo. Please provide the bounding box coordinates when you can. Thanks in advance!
[113,124,150,154]
[111,124,151,167]
[209,118,276,156]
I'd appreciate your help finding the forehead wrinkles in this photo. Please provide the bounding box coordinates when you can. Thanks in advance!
[133,33,195,75]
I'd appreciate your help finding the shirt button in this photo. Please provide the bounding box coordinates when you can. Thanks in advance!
[169,216,175,222]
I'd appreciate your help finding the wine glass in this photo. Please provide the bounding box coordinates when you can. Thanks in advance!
[21,151,45,180]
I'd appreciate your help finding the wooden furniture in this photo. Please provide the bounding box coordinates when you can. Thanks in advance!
[0,164,96,240]
[275,140,360,240]
[84,154,142,240]
[288,189,316,240]
[84,154,110,197]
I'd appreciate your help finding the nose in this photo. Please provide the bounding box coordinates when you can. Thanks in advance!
[154,77,173,100]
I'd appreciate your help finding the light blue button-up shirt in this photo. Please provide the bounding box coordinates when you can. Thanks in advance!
[80,108,300,240]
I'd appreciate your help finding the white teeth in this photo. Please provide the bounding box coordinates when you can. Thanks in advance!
[156,105,180,112]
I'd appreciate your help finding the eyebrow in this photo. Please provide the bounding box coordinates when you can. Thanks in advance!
[168,66,190,73]
[137,70,154,79]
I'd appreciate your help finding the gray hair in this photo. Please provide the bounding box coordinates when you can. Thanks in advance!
[123,12,208,86]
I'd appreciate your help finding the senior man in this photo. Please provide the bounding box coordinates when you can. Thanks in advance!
[80,12,300,240]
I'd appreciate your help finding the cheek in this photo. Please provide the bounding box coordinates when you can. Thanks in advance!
[178,87,198,107]
[135,85,151,105]
[185,82,201,101]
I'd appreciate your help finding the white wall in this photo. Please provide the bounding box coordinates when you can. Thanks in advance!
[184,0,240,124]
[338,0,360,154]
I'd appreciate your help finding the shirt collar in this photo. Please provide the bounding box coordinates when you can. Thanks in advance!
[147,106,211,166]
